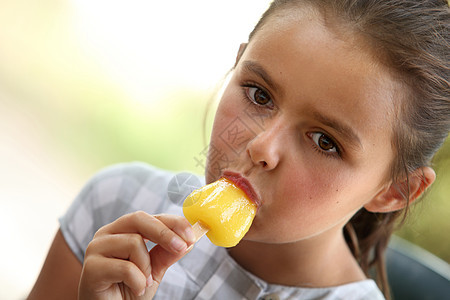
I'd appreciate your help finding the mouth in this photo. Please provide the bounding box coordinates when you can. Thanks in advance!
[221,171,262,208]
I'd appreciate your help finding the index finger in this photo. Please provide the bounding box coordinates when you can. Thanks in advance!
[96,211,195,254]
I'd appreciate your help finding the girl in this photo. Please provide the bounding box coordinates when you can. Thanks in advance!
[29,0,449,299]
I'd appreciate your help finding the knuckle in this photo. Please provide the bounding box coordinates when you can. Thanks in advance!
[127,233,144,248]
[85,237,102,256]
[82,255,95,269]
[93,224,108,238]
[159,227,172,240]
[121,212,135,223]
[134,210,148,221]
[131,210,153,227]
[84,243,94,256]
[119,260,136,278]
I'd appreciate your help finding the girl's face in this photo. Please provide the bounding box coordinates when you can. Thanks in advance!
[205,11,401,244]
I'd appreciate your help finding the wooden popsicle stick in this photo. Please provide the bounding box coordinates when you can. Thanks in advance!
[192,221,209,242]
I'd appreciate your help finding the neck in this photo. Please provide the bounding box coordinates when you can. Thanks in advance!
[228,230,366,287]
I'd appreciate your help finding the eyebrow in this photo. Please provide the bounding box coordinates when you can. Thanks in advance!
[241,60,282,94]
[313,111,362,148]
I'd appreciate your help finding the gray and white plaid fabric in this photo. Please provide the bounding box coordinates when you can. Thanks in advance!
[59,162,385,300]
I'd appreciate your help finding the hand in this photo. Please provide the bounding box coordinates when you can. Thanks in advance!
[78,211,196,300]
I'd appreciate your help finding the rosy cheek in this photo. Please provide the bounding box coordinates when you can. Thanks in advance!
[284,167,343,206]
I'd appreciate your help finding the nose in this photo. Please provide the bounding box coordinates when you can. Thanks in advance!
[246,123,284,170]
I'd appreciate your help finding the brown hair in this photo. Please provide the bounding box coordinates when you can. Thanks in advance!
[248,0,450,298]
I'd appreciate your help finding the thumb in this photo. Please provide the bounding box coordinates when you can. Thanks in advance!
[148,244,189,286]
[140,245,188,298]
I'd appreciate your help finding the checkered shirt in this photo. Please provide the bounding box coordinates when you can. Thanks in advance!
[59,162,385,300]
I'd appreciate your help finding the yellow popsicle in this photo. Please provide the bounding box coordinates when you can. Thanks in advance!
[183,178,257,247]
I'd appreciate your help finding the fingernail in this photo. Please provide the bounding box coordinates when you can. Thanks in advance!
[185,227,196,243]
[170,236,187,252]
[147,275,153,287]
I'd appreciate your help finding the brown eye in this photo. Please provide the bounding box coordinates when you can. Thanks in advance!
[247,87,271,105]
[311,132,337,152]
[318,135,334,150]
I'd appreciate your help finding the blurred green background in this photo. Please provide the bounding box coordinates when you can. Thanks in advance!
[0,1,448,298]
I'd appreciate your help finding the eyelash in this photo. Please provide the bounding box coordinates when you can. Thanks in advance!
[308,132,342,159]
[241,82,274,109]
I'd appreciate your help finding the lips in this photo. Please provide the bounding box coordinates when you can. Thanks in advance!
[222,171,262,208]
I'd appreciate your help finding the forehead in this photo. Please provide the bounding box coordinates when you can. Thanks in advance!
[240,10,401,144]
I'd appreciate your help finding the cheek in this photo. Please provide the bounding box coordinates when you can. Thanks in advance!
[283,167,344,207]
[276,165,371,224]
[205,89,248,182]
[211,88,243,135]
